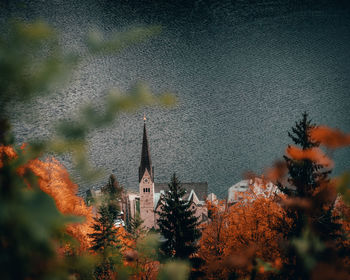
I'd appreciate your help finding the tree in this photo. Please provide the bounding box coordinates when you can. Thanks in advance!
[156,173,201,260]
[277,112,343,279]
[89,175,124,280]
[281,112,330,199]
[128,213,146,241]
[199,196,287,279]
[0,19,174,280]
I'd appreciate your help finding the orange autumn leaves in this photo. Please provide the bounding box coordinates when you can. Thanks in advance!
[199,197,289,279]
[285,126,350,169]
[310,126,350,149]
[286,146,333,167]
[0,145,95,250]
[0,145,135,254]
[26,157,95,251]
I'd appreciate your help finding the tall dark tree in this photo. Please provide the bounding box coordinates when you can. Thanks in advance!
[281,112,330,199]
[156,173,201,260]
[278,112,342,279]
[89,175,123,280]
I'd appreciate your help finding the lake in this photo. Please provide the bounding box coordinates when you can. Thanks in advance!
[2,0,350,197]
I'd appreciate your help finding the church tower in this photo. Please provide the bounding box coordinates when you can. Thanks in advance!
[139,115,155,229]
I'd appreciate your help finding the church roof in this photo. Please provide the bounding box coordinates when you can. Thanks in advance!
[154,182,208,202]
[139,120,153,182]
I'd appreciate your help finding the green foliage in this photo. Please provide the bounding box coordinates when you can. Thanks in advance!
[156,173,201,260]
[89,176,124,279]
[0,20,176,181]
[86,26,162,55]
[291,227,325,271]
[135,233,160,261]
[0,20,76,106]
[0,150,84,279]
[338,172,350,205]
[128,213,147,241]
[0,19,175,280]
[157,260,190,280]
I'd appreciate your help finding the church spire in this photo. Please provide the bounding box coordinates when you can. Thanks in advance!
[139,115,153,182]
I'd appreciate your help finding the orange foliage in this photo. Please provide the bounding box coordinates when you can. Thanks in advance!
[310,126,350,149]
[265,160,288,184]
[286,145,333,167]
[25,157,95,251]
[199,197,290,279]
[0,145,17,167]
[117,226,134,252]
[0,145,94,251]
[334,198,350,248]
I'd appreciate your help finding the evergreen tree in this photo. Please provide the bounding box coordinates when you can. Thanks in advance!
[128,213,146,241]
[156,173,201,260]
[278,112,342,279]
[89,175,123,280]
[281,112,330,199]
[279,112,336,237]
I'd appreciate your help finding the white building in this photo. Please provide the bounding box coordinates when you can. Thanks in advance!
[227,177,279,204]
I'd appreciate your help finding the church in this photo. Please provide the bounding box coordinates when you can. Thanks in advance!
[87,117,214,229]
[126,116,210,229]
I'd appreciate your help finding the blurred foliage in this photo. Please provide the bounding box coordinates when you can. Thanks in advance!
[0,19,176,280]
[89,175,124,279]
[338,172,350,205]
[1,17,349,280]
[157,260,190,280]
[0,20,175,181]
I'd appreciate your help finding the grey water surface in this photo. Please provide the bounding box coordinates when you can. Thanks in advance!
[2,0,350,197]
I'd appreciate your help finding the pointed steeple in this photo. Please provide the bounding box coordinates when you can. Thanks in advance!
[139,115,153,182]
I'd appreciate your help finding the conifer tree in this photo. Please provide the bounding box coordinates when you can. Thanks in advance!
[89,175,123,279]
[128,213,146,241]
[278,112,342,279]
[279,112,337,237]
[281,112,330,199]
[156,173,201,260]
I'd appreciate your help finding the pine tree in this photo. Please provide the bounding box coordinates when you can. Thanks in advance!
[278,112,342,279]
[156,173,201,260]
[89,175,123,280]
[280,112,336,237]
[128,213,146,241]
[281,112,330,198]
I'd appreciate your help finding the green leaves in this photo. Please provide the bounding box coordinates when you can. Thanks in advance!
[86,26,162,55]
[0,20,77,106]
[157,260,190,280]
[291,227,325,271]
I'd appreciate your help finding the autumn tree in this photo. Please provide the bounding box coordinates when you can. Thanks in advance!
[0,18,175,280]
[199,195,287,279]
[156,173,201,260]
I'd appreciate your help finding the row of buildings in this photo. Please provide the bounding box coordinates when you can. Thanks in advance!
[88,117,278,230]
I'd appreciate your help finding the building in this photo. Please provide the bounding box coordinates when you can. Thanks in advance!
[134,116,209,229]
[87,117,211,229]
[227,176,279,205]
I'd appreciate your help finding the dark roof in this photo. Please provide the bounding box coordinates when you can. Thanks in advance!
[139,121,153,182]
[154,182,208,201]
